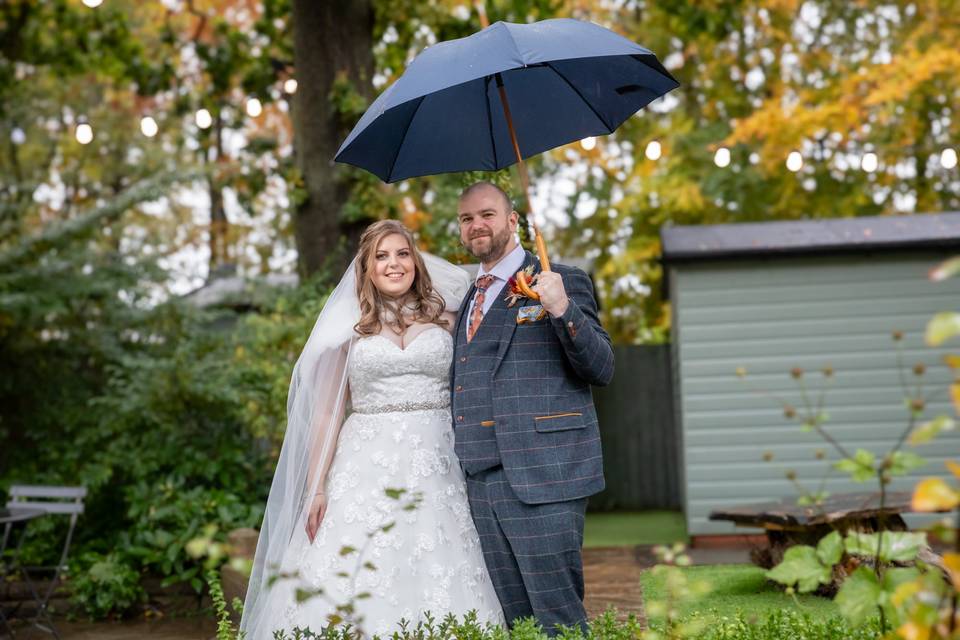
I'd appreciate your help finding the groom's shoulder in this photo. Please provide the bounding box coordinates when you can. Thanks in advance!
[547,261,591,285]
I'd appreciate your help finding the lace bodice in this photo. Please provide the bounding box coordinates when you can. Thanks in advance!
[348,326,453,414]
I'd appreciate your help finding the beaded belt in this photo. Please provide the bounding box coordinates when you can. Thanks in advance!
[352,399,450,415]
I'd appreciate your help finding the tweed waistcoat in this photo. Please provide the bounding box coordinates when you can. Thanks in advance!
[452,286,510,475]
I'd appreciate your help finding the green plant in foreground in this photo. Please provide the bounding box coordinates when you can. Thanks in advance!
[68,552,146,620]
[640,543,711,640]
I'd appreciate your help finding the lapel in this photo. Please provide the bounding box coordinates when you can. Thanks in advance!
[451,281,475,398]
[454,280,475,342]
[493,251,540,370]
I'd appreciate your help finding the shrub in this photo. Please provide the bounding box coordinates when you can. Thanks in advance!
[69,552,146,620]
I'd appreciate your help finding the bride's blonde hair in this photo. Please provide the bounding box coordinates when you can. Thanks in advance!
[354,220,448,336]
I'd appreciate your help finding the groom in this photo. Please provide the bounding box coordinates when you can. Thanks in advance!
[450,181,614,634]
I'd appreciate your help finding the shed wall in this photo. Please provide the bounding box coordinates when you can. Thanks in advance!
[672,252,960,535]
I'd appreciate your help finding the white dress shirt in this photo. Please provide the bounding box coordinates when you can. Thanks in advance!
[466,242,526,321]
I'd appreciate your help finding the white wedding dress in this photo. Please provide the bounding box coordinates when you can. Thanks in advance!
[264,326,505,638]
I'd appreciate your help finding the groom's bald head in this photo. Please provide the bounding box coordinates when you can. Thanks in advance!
[459,181,512,213]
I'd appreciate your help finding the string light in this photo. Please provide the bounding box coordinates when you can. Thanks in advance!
[942,148,958,170]
[645,140,662,161]
[861,152,878,173]
[140,116,158,138]
[195,108,212,129]
[714,147,731,168]
[283,79,298,94]
[75,123,93,145]
[786,151,803,172]
[580,136,596,151]
[82,0,103,7]
[246,97,263,118]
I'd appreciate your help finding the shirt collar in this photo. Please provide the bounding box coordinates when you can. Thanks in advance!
[477,242,525,284]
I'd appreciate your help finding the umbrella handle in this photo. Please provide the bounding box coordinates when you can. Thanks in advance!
[532,224,551,272]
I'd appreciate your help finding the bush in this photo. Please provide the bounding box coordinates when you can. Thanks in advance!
[688,609,883,640]
[2,252,335,616]
[69,552,146,620]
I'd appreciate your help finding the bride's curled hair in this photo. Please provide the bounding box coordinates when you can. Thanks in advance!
[354,220,449,336]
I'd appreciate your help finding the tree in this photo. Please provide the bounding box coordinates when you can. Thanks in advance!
[290,0,375,276]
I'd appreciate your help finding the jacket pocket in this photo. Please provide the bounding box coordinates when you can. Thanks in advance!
[533,412,585,433]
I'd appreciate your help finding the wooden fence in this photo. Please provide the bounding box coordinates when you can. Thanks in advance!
[589,344,681,511]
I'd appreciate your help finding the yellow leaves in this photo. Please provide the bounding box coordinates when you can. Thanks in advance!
[947,460,960,480]
[911,477,959,512]
[944,553,960,592]
[929,256,960,282]
[863,45,960,108]
[896,620,931,640]
[908,415,955,446]
[891,579,921,608]
[925,312,960,347]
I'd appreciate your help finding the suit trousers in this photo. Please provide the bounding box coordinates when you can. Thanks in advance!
[464,466,588,635]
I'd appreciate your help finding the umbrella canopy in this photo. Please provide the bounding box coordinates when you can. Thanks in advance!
[335,18,679,183]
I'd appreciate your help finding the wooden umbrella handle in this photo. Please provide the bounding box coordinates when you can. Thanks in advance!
[532,223,551,272]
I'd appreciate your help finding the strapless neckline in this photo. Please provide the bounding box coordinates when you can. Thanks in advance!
[363,325,449,353]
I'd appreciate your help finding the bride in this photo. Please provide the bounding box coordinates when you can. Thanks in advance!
[240,220,505,639]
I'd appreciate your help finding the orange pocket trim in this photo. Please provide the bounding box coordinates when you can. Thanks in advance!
[533,412,583,421]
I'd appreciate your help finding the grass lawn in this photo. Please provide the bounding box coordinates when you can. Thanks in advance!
[583,510,687,547]
[639,563,840,623]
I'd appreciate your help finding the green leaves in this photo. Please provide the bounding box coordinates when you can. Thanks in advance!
[843,531,926,563]
[765,544,832,593]
[835,567,882,626]
[886,451,926,477]
[816,531,844,566]
[834,449,877,482]
[836,565,922,626]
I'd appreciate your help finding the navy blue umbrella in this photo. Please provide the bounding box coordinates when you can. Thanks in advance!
[335,18,678,184]
[335,17,678,275]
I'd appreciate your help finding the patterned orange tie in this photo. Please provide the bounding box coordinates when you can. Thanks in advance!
[466,274,496,342]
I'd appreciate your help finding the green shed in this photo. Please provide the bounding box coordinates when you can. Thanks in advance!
[661,212,960,538]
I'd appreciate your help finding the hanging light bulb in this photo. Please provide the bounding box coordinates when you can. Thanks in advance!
[82,0,103,7]
[283,78,298,94]
[861,152,878,173]
[579,136,596,151]
[140,116,159,138]
[941,148,958,170]
[10,128,26,145]
[645,140,662,161]
[786,151,803,172]
[75,123,94,145]
[246,97,263,117]
[714,147,731,168]
[195,108,213,129]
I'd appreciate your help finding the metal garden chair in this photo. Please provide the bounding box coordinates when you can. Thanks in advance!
[1,485,86,639]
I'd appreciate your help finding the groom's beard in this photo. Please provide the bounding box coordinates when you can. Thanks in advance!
[466,225,512,264]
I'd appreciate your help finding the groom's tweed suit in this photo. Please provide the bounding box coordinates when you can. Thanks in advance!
[451,251,614,633]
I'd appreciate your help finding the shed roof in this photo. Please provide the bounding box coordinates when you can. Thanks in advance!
[661,212,960,263]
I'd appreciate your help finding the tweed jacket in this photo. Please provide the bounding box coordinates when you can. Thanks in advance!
[451,251,615,505]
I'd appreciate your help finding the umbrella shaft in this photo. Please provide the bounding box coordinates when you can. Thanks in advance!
[495,73,551,272]
[495,74,530,201]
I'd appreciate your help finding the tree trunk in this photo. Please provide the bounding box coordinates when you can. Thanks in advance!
[291,0,375,277]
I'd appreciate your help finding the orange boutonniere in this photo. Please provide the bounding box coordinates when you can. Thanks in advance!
[504,265,538,308]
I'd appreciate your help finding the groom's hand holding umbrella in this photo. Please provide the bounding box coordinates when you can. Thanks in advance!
[533,271,569,317]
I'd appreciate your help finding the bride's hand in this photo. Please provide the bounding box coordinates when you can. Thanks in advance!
[306,491,328,542]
